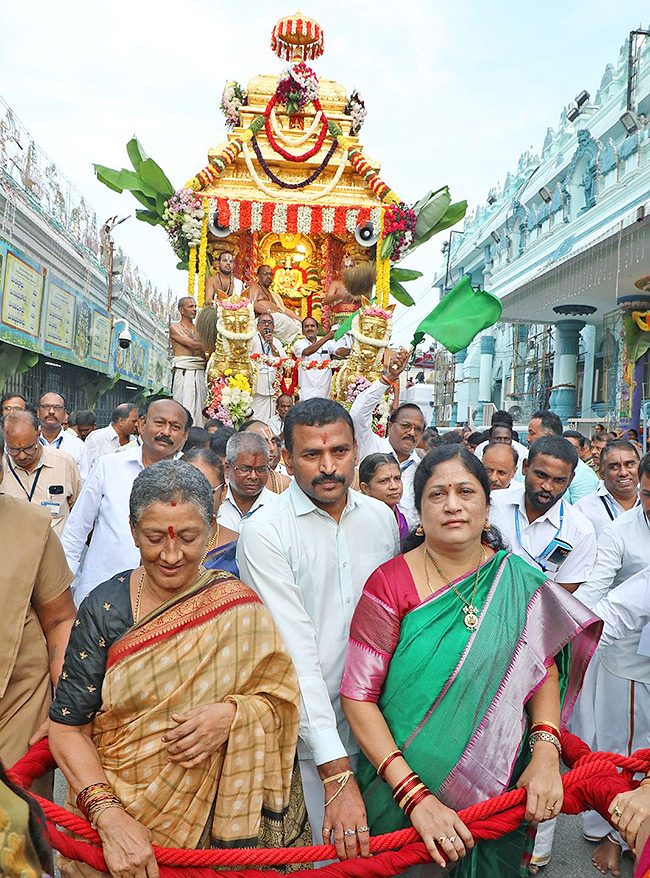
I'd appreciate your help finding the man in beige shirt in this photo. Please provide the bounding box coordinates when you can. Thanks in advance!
[1,410,82,534]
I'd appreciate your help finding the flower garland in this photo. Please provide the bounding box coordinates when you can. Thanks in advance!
[266,108,328,162]
[216,300,256,355]
[345,90,366,136]
[204,370,253,428]
[221,81,247,130]
[250,353,299,397]
[376,211,391,308]
[197,198,209,308]
[251,134,337,188]
[269,106,323,147]
[350,312,392,349]
[187,245,196,298]
[275,63,319,115]
[241,140,348,202]
[271,16,324,61]
[327,121,401,205]
[186,116,264,191]
[381,202,417,262]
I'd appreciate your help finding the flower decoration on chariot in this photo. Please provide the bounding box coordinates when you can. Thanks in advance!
[345,90,367,136]
[632,311,650,332]
[275,63,319,116]
[221,81,247,130]
[270,13,324,62]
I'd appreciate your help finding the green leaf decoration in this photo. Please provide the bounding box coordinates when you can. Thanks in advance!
[136,209,164,226]
[0,343,39,391]
[139,158,174,197]
[380,232,395,260]
[413,187,451,239]
[176,260,189,270]
[390,268,423,283]
[126,137,149,173]
[93,164,158,198]
[624,314,650,363]
[389,278,415,306]
[406,200,468,255]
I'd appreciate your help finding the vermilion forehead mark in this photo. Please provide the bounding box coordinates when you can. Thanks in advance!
[171,501,177,506]
[168,525,175,538]
[322,435,328,444]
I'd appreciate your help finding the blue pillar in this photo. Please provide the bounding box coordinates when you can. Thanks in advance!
[549,320,585,424]
[475,334,495,426]
[452,348,468,425]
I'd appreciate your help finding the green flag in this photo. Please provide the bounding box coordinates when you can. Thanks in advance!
[411,276,502,353]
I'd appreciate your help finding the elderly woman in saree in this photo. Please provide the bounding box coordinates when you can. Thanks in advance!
[49,460,307,878]
[340,445,601,875]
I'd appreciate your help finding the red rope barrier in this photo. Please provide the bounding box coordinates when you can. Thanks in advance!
[9,735,650,877]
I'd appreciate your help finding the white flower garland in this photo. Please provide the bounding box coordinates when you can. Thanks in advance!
[272,203,288,233]
[241,141,349,202]
[345,209,360,233]
[227,198,240,229]
[350,312,392,347]
[270,107,323,146]
[322,206,335,233]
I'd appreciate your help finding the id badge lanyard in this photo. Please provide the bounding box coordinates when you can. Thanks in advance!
[514,501,564,573]
[7,457,44,502]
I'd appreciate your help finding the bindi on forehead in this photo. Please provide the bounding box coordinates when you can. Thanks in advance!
[171,501,177,507]
[321,435,328,444]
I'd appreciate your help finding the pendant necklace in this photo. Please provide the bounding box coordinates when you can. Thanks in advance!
[201,523,220,565]
[134,570,145,624]
[423,545,485,631]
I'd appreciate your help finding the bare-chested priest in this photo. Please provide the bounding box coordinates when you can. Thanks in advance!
[248,264,301,343]
[197,250,244,354]
[169,297,205,426]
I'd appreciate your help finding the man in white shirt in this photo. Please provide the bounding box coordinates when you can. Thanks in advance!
[237,398,399,858]
[37,391,88,481]
[482,442,519,491]
[474,413,529,467]
[217,432,276,531]
[250,313,287,423]
[490,434,596,592]
[570,457,650,875]
[524,410,598,503]
[574,439,640,537]
[84,403,140,469]
[267,394,294,438]
[293,317,350,401]
[61,399,189,605]
[349,348,422,529]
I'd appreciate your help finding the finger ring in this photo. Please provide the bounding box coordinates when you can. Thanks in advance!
[438,836,448,845]
[545,806,554,811]
[613,807,623,818]
[344,828,356,836]
[358,825,369,833]
[449,836,456,843]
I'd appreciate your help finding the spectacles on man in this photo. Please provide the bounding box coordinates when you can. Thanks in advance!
[6,443,40,457]
[2,405,24,413]
[232,465,269,475]
[39,404,65,412]
[394,421,424,435]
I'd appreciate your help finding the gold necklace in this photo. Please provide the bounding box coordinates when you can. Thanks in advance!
[134,570,145,624]
[201,523,220,565]
[423,545,485,631]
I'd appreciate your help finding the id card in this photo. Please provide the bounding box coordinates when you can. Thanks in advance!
[541,537,573,569]
[41,500,61,517]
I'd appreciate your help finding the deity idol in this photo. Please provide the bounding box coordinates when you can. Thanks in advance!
[206,292,256,387]
[332,296,394,401]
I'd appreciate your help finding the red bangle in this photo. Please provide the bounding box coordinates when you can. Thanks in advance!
[392,772,417,800]
[377,750,403,779]
[530,723,560,737]
[404,788,432,817]
[392,774,421,803]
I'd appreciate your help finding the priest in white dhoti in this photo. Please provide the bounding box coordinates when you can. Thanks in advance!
[250,313,286,424]
[169,296,206,427]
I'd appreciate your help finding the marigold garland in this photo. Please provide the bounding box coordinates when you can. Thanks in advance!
[187,245,197,298]
[376,210,391,309]
[197,200,209,308]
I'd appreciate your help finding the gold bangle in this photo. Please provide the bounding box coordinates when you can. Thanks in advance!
[322,769,353,785]
[376,749,402,777]
[398,783,426,810]
[530,720,560,734]
[324,772,351,807]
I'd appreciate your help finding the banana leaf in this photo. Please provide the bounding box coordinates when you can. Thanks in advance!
[0,344,39,391]
[126,137,148,173]
[391,268,423,283]
[407,199,468,253]
[93,164,158,198]
[139,158,174,197]
[624,314,650,363]
[136,209,164,226]
[380,233,395,260]
[389,278,415,306]
[413,187,451,239]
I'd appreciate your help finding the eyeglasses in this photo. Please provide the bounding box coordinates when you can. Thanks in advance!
[2,405,24,413]
[39,404,65,412]
[6,443,40,456]
[213,482,224,493]
[232,465,269,475]
[394,421,424,435]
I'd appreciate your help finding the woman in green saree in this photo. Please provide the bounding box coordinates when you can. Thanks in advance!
[341,445,601,874]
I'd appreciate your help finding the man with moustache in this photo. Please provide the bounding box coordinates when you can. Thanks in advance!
[61,399,190,605]
[237,398,399,861]
[250,312,287,423]
[574,439,640,537]
[38,391,88,481]
[489,434,596,593]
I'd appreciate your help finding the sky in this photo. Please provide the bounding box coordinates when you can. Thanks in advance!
[1,0,649,344]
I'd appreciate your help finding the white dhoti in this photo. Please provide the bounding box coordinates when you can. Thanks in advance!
[271,312,301,344]
[171,356,206,426]
[568,650,650,852]
[251,393,276,424]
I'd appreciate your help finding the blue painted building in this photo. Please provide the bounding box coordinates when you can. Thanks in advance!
[434,30,650,431]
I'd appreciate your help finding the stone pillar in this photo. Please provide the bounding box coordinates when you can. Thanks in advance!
[549,320,585,424]
[580,324,596,417]
[475,333,495,426]
[453,348,468,425]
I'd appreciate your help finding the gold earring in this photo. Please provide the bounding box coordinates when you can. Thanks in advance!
[416,524,424,536]
[483,520,490,531]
